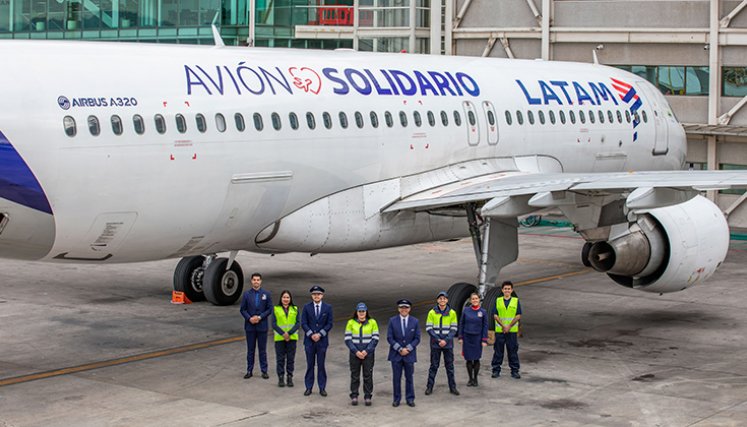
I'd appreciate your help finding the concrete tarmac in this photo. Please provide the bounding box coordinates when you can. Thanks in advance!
[1,228,746,426]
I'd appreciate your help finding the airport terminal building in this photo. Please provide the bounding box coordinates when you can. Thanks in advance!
[2,0,747,224]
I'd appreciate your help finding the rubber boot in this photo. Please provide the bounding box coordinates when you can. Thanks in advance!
[474,361,480,387]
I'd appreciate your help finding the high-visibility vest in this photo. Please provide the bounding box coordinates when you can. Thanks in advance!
[495,297,519,333]
[426,307,458,338]
[273,305,299,341]
[344,318,379,350]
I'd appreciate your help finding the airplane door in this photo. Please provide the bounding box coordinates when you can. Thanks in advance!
[482,101,499,145]
[463,101,480,146]
[637,83,669,155]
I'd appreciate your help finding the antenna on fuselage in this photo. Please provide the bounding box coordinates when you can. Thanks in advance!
[211,12,225,47]
[592,44,604,65]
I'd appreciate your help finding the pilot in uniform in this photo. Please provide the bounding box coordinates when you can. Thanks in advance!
[301,285,333,396]
[239,272,273,379]
[387,299,420,407]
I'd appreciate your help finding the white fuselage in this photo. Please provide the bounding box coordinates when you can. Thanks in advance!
[0,41,686,262]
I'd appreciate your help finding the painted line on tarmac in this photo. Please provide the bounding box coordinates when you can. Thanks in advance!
[0,268,589,388]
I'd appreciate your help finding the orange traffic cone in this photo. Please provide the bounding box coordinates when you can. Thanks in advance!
[171,290,192,304]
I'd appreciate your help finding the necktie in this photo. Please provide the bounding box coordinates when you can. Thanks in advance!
[401,317,406,336]
[315,304,320,318]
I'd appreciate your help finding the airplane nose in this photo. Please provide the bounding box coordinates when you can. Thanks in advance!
[0,202,55,260]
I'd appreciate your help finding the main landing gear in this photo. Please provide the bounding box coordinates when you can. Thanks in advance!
[173,253,244,306]
[446,203,519,329]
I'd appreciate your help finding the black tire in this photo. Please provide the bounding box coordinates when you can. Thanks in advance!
[581,242,592,267]
[203,257,244,306]
[173,256,207,302]
[484,286,504,331]
[447,282,477,319]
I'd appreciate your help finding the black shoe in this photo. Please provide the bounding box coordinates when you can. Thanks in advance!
[466,379,474,387]
[491,372,500,378]
[511,372,521,379]
[243,372,252,379]
[406,401,416,407]
[474,378,479,387]
[450,388,460,396]
[351,397,358,406]
[261,372,269,379]
[319,389,327,397]
[278,377,285,387]
[364,398,372,406]
[392,401,400,407]
[304,389,312,396]
[424,387,433,395]
[286,376,294,387]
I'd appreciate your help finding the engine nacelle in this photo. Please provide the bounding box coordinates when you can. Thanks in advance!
[586,195,729,293]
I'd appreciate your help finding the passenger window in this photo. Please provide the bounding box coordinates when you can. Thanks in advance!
[195,114,207,133]
[453,111,462,126]
[634,112,640,123]
[440,111,449,126]
[306,112,316,130]
[616,110,623,123]
[505,110,512,126]
[548,110,556,124]
[63,116,76,137]
[642,110,648,123]
[370,111,379,128]
[538,110,545,125]
[413,111,422,127]
[385,111,394,128]
[588,110,595,124]
[487,110,496,126]
[235,113,246,131]
[579,110,586,124]
[339,112,349,129]
[559,110,566,125]
[569,110,576,124]
[254,113,264,131]
[427,111,436,127]
[289,112,299,130]
[88,115,100,136]
[598,110,605,123]
[154,114,166,134]
[400,111,408,127]
[608,110,614,123]
[527,111,535,125]
[355,111,364,128]
[111,115,123,135]
[133,114,145,135]
[216,113,227,132]
[175,114,187,133]
[467,110,476,126]
[323,112,332,129]
[625,110,631,123]
[271,112,281,130]
[516,110,524,125]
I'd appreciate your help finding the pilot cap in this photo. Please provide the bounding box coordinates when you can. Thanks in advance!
[356,302,368,311]
[397,299,412,308]
[436,291,448,299]
[309,285,325,294]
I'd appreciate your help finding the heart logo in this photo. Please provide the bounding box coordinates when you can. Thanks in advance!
[288,67,322,94]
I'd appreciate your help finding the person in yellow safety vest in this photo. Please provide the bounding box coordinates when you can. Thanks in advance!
[425,291,460,396]
[491,281,522,379]
[272,290,300,387]
[345,302,379,406]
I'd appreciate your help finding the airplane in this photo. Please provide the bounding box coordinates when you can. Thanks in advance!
[2,40,747,319]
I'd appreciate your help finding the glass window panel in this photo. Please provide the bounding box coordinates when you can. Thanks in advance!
[323,112,332,129]
[235,113,245,131]
[63,116,76,137]
[339,112,348,129]
[516,110,524,125]
[155,114,166,134]
[176,114,187,133]
[216,113,227,132]
[196,114,207,132]
[559,110,566,124]
[110,115,123,135]
[355,111,364,128]
[289,112,299,130]
[588,110,595,124]
[657,66,685,95]
[505,110,512,126]
[579,110,586,124]
[440,111,448,126]
[399,111,408,127]
[548,110,555,124]
[569,110,576,124]
[254,113,264,131]
[723,67,747,97]
[306,112,316,130]
[630,65,657,85]
[685,66,709,96]
[427,111,436,127]
[413,111,422,127]
[538,110,545,125]
[385,111,394,128]
[527,111,535,125]
[271,112,281,130]
[453,111,462,126]
[133,114,145,134]
[370,111,379,128]
[88,116,100,136]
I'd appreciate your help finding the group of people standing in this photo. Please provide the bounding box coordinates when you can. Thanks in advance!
[240,273,522,407]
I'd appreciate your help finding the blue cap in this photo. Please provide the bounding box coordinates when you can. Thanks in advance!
[309,285,325,294]
[397,299,412,308]
[356,302,368,311]
[436,291,448,298]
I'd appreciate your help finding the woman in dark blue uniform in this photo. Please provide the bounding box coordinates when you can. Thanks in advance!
[458,292,488,387]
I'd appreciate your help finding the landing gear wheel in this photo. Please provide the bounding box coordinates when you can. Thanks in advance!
[203,257,244,306]
[484,286,504,331]
[581,242,592,267]
[173,256,207,302]
[447,282,477,319]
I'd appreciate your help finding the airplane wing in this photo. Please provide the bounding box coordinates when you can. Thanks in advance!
[383,170,747,216]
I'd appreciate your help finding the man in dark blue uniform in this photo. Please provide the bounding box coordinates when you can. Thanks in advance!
[239,272,273,379]
[387,299,420,407]
[301,285,333,396]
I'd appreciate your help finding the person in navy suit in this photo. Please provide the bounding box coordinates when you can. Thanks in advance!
[387,299,421,407]
[301,285,333,396]
[239,272,273,379]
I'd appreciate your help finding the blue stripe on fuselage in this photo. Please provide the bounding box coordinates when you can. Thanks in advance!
[0,130,52,215]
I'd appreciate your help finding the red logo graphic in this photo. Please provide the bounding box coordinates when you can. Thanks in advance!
[289,67,322,94]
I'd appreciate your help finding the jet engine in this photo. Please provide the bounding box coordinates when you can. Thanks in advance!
[585,195,729,293]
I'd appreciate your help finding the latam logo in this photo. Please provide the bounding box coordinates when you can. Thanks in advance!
[610,78,643,142]
[184,64,480,98]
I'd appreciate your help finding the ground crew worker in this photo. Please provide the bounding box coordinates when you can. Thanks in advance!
[345,302,379,406]
[272,290,299,387]
[239,272,272,379]
[425,291,459,396]
[301,285,333,396]
[387,299,420,407]
[458,292,488,387]
[491,281,522,379]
